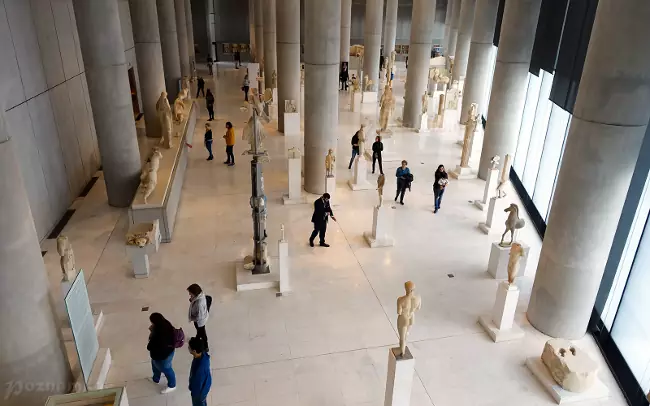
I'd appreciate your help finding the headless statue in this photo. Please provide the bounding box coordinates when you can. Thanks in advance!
[397,281,422,357]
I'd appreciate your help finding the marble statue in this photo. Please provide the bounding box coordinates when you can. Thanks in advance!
[242,98,270,155]
[172,95,185,125]
[446,87,459,110]
[490,155,500,170]
[271,70,277,88]
[500,203,525,246]
[541,339,598,393]
[141,166,158,204]
[396,281,422,357]
[464,103,479,127]
[325,149,336,177]
[379,84,395,131]
[148,148,163,173]
[156,92,173,146]
[431,68,450,90]
[460,103,478,168]
[281,224,286,242]
[181,77,190,96]
[351,75,361,94]
[126,223,156,248]
[57,235,76,282]
[433,93,445,128]
[364,75,373,91]
[377,173,386,206]
[496,154,512,198]
[507,242,525,285]
[357,124,367,156]
[264,88,273,104]
[178,88,189,102]
[287,147,301,159]
[421,91,429,116]
[284,100,297,113]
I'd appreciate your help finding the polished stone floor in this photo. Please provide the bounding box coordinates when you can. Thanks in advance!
[41,62,628,406]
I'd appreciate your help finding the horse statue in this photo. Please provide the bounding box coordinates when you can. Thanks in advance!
[500,203,525,246]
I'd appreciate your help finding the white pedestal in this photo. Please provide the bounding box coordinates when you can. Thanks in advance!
[284,112,300,135]
[269,103,278,121]
[384,347,415,406]
[478,282,525,342]
[88,347,112,390]
[272,88,278,104]
[283,157,306,205]
[278,240,290,296]
[362,91,378,104]
[351,92,362,112]
[525,357,610,404]
[364,205,395,248]
[416,114,428,133]
[478,197,507,234]
[247,63,259,90]
[325,176,337,205]
[475,168,499,210]
[487,241,530,280]
[235,258,280,292]
[126,244,154,278]
[348,157,373,190]
[450,165,477,180]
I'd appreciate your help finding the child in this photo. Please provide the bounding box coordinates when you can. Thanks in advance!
[188,337,212,406]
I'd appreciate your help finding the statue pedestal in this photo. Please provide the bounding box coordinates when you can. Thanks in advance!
[283,157,306,205]
[235,258,279,292]
[364,204,395,248]
[272,88,278,104]
[125,221,161,278]
[478,282,524,342]
[450,165,477,180]
[351,92,362,112]
[269,103,278,121]
[277,239,290,296]
[348,157,373,191]
[432,112,444,129]
[247,63,259,91]
[325,175,337,205]
[487,241,530,280]
[384,347,415,406]
[478,197,508,234]
[475,168,499,210]
[416,113,428,133]
[284,112,300,135]
[362,91,377,104]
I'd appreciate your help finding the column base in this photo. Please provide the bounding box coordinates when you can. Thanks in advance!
[487,241,530,279]
[450,165,477,180]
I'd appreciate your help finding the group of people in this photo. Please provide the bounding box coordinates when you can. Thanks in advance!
[204,122,235,164]
[147,284,212,406]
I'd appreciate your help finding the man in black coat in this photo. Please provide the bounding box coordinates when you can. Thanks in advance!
[309,193,337,247]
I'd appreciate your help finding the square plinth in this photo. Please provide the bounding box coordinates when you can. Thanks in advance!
[385,347,415,406]
[487,241,530,280]
[235,259,279,292]
[364,231,395,248]
[478,315,525,342]
[283,112,300,135]
[525,357,610,404]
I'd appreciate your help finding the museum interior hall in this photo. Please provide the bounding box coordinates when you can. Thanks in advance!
[2,0,650,405]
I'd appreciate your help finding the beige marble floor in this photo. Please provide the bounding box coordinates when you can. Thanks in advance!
[41,62,628,406]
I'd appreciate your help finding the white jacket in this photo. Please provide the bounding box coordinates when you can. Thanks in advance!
[188,292,209,327]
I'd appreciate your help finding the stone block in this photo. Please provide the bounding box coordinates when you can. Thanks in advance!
[541,339,599,393]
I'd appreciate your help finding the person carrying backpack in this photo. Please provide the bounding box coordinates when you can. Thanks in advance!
[187,284,211,352]
[147,312,178,394]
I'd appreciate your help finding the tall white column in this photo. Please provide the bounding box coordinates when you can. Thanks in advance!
[363,0,383,91]
[402,0,438,127]
[341,0,352,64]
[448,0,462,56]
[184,0,195,69]
[157,0,182,98]
[130,0,167,138]
[451,0,477,84]
[443,0,455,53]
[249,0,256,60]
[255,0,265,85]
[477,0,541,179]
[263,0,277,91]
[459,0,499,122]
[0,127,72,405]
[207,0,216,61]
[277,0,301,133]
[73,0,142,206]
[383,0,399,58]
[304,0,341,193]
[175,0,191,77]
[527,0,650,339]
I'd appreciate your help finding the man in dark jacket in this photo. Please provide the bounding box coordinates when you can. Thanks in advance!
[196,77,205,98]
[372,134,384,175]
[309,193,336,247]
[339,64,349,90]
[348,130,360,169]
[188,337,211,406]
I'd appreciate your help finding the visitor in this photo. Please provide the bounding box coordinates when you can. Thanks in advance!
[204,123,213,161]
[405,56,408,69]
[234,50,241,69]
[347,129,360,169]
[433,164,448,213]
[372,135,384,175]
[187,284,209,352]
[309,193,337,248]
[147,313,177,394]
[339,64,349,91]
[207,57,213,75]
[188,337,212,406]
[196,76,205,98]
[395,160,412,205]
[205,89,215,121]
[223,122,235,166]
[242,75,250,102]
[379,54,385,71]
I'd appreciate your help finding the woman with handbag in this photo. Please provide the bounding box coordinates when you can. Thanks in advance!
[433,164,449,213]
[147,312,178,394]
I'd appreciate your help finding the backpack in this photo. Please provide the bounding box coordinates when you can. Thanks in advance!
[173,328,185,348]
[206,295,213,312]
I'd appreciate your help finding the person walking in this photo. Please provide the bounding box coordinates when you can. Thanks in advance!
[309,193,337,247]
[234,50,241,69]
[223,122,235,166]
[187,284,209,352]
[147,313,177,394]
[204,123,213,161]
[205,89,215,121]
[347,129,360,169]
[242,75,250,101]
[196,77,205,98]
[207,57,214,75]
[371,134,384,175]
[339,64,349,91]
[395,160,412,205]
[433,164,449,213]
[188,337,212,406]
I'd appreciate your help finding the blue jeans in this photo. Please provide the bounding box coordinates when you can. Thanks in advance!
[151,351,176,388]
[192,396,208,406]
[434,188,445,210]
[348,149,359,169]
[205,140,213,158]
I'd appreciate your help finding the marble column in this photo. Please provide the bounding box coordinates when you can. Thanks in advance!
[402,0,438,127]
[0,130,72,406]
[443,0,455,53]
[263,0,277,91]
[527,0,650,339]
[363,0,383,91]
[448,0,462,56]
[341,0,352,64]
[477,0,541,179]
[207,0,216,61]
[157,0,182,98]
[255,0,265,86]
[383,0,399,58]
[249,0,256,60]
[73,0,142,207]
[130,0,166,138]
[174,0,191,77]
[451,0,477,84]
[304,0,340,193]
[184,0,196,71]
[277,0,300,132]
[459,0,499,122]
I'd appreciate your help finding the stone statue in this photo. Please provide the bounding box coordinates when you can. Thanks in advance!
[157,93,173,149]
[446,87,459,110]
[243,100,269,154]
[357,124,367,156]
[396,281,422,357]
[271,70,277,88]
[148,148,163,172]
[379,84,395,132]
[178,87,189,102]
[490,155,500,170]
[181,77,190,97]
[287,147,301,159]
[421,91,429,116]
[541,339,598,393]
[172,95,185,125]
[364,75,373,91]
[507,242,525,285]
[351,76,361,94]
[140,149,162,204]
[433,93,445,128]
[284,100,297,113]
[325,149,336,177]
[496,154,512,198]
[500,203,525,246]
[460,103,478,168]
[300,64,305,86]
[264,88,273,104]
[126,223,156,248]
[377,173,385,206]
[281,224,286,242]
[57,235,76,282]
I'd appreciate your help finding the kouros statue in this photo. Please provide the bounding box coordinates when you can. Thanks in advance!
[377,173,386,206]
[156,92,173,148]
[397,281,422,357]
[325,149,336,177]
[287,147,301,159]
[496,154,512,198]
[433,93,446,128]
[460,103,479,168]
[364,75,373,91]
[379,83,395,132]
[57,235,76,282]
[507,242,525,285]
[500,203,525,246]
[421,91,429,116]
